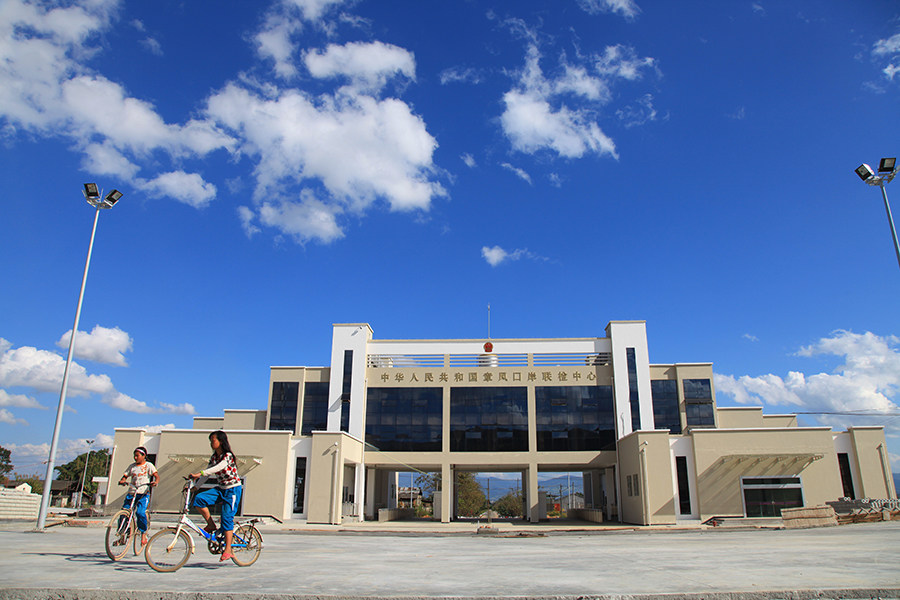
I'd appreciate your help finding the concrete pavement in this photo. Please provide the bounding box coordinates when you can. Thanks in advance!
[0,519,898,600]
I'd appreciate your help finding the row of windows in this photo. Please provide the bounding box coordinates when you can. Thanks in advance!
[273,379,714,448]
[367,388,442,452]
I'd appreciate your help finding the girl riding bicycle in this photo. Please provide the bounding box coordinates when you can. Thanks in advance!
[118,446,158,546]
[189,430,242,562]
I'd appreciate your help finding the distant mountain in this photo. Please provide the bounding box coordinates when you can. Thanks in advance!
[538,475,583,497]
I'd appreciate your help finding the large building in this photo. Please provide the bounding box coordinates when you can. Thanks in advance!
[107,321,896,525]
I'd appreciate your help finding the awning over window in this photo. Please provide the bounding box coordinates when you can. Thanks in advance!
[165,454,263,476]
[716,453,823,469]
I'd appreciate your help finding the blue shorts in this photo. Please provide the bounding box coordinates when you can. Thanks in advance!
[192,486,242,532]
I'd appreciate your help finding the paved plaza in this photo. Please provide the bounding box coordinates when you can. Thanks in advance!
[0,520,898,600]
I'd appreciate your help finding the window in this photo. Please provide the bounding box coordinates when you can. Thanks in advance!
[837,453,855,499]
[269,382,298,432]
[651,380,681,434]
[535,386,615,451]
[340,350,353,432]
[675,456,691,515]
[450,387,527,452]
[683,379,715,428]
[366,388,442,452]
[742,477,803,517]
[627,348,641,431]
[293,457,307,513]
[301,382,329,435]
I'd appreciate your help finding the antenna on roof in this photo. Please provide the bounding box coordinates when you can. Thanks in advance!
[487,303,491,339]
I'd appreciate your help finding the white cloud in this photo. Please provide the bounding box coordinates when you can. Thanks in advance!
[206,81,444,243]
[283,0,347,22]
[6,433,115,470]
[0,389,43,409]
[258,193,344,244]
[715,331,900,432]
[56,325,133,367]
[0,339,195,415]
[439,66,484,85]
[0,409,26,425]
[254,0,350,79]
[728,106,747,120]
[616,93,658,128]
[0,344,115,397]
[139,171,218,208]
[742,333,759,342]
[159,402,197,415]
[255,12,302,79]
[499,38,656,160]
[3,0,447,244]
[304,41,415,91]
[0,0,234,206]
[483,246,512,267]
[872,33,900,83]
[576,0,641,20]
[140,37,162,56]
[481,245,547,267]
[873,33,900,56]
[81,142,140,179]
[461,153,476,168]
[133,423,177,434]
[500,162,532,184]
[593,44,658,81]
[238,205,261,237]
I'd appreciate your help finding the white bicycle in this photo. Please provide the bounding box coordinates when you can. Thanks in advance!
[144,478,262,572]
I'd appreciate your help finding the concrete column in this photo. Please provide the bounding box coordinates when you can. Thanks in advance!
[354,463,365,523]
[365,466,376,520]
[527,463,540,523]
[441,463,452,523]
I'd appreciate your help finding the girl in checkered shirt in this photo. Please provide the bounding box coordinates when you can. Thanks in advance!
[188,430,242,562]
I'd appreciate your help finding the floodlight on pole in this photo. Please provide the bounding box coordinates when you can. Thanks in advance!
[35,184,123,531]
[77,439,94,509]
[855,158,900,272]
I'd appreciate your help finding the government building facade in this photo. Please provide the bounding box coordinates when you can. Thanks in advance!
[107,321,896,525]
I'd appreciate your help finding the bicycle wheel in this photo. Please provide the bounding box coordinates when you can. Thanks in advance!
[132,509,150,555]
[133,526,147,556]
[105,510,135,561]
[230,524,262,567]
[144,528,192,573]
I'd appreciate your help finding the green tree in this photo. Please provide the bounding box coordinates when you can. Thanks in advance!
[455,472,486,517]
[0,445,12,483]
[493,490,524,517]
[54,448,111,497]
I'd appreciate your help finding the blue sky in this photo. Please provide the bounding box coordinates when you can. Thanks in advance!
[1,0,899,478]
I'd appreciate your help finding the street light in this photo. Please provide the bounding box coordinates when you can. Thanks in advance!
[855,157,900,271]
[77,439,94,510]
[35,184,123,530]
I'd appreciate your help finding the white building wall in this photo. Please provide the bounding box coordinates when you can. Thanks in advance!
[669,436,699,520]
[832,432,859,498]
[327,324,373,438]
[606,321,654,438]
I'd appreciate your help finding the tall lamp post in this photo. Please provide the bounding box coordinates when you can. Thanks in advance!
[855,157,900,271]
[77,439,94,510]
[35,184,123,531]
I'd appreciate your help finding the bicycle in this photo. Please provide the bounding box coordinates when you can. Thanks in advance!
[144,477,262,572]
[104,482,153,561]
